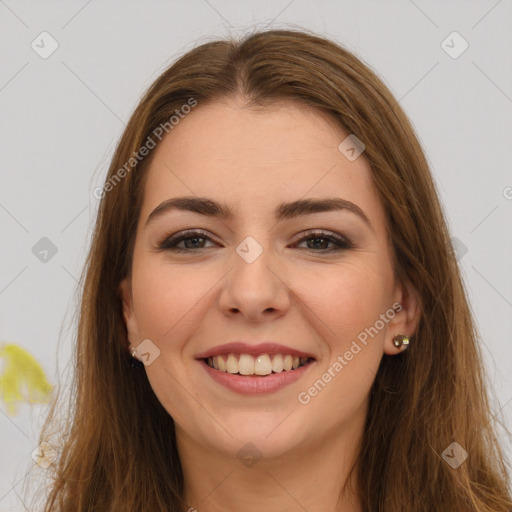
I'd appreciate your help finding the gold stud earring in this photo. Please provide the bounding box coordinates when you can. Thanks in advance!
[393,334,410,349]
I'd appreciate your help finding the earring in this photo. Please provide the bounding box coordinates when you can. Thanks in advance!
[393,334,410,350]
[129,345,144,368]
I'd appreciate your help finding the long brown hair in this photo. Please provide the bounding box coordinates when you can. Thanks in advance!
[35,28,511,511]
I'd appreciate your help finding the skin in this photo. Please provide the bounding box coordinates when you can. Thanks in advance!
[120,97,421,512]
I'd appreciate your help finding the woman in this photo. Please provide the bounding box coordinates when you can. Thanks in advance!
[38,28,511,511]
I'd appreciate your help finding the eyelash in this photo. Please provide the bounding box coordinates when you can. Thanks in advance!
[157,229,354,253]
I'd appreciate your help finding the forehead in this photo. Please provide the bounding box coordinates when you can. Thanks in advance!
[139,98,385,229]
[152,98,349,168]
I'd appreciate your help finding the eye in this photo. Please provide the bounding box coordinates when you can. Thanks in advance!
[157,229,353,253]
[157,230,217,252]
[292,230,353,252]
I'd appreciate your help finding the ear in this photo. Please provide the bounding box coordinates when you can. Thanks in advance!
[383,278,421,355]
[119,276,141,347]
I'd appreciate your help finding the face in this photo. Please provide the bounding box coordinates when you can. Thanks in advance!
[120,97,419,461]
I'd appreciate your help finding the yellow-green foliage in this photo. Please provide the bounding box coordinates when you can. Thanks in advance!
[0,343,53,416]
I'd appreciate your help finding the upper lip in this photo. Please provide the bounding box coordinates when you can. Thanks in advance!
[195,342,316,360]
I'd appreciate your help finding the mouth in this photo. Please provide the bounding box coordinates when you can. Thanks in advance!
[195,342,316,394]
[203,353,314,376]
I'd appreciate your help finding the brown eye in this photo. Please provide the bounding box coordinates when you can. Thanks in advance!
[293,230,353,252]
[157,229,353,254]
[158,230,216,252]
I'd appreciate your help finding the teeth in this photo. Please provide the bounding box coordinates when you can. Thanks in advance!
[254,354,272,375]
[271,354,284,373]
[208,353,311,375]
[238,354,254,375]
[226,354,238,374]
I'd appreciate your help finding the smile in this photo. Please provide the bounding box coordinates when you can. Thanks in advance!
[205,353,312,376]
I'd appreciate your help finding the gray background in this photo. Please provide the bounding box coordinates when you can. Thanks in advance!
[1,0,511,509]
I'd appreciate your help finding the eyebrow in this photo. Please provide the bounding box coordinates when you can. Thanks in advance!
[145,196,374,231]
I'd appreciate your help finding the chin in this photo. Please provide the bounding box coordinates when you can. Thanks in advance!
[193,410,311,462]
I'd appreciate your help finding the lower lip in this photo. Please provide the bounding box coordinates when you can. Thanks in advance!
[199,359,314,394]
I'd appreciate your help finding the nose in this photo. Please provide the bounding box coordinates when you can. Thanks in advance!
[217,240,291,323]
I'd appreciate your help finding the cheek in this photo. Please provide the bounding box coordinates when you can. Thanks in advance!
[131,259,211,342]
[296,260,393,344]
[292,263,393,426]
